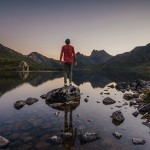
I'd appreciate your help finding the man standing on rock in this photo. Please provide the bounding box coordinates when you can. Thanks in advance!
[60,39,77,87]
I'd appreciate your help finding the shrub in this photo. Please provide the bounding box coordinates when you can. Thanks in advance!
[144,90,150,103]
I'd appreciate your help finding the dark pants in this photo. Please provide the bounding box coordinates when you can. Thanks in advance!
[64,62,72,84]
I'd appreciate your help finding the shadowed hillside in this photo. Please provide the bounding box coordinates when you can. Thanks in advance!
[100,43,150,70]
[76,50,113,69]
[1,43,150,71]
[0,44,61,71]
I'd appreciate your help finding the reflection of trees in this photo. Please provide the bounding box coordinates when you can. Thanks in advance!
[19,71,29,79]
[46,98,80,149]
[0,72,23,97]
[27,72,63,86]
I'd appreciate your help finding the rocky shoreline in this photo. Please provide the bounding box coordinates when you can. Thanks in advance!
[3,80,150,148]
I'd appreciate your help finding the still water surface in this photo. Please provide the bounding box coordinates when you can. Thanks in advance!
[0,71,150,150]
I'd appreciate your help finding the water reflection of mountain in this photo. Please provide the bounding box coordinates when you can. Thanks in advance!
[73,71,112,88]
[73,70,150,88]
[103,70,150,82]
[0,72,63,97]
[1,70,150,97]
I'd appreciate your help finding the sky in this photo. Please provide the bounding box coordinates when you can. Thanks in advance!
[0,0,150,59]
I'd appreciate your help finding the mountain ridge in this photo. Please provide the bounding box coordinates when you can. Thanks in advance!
[0,43,113,70]
[0,44,61,70]
[1,42,150,71]
[76,49,113,69]
[100,43,150,70]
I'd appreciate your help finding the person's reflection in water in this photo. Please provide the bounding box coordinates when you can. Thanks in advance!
[63,108,77,149]
[46,98,80,149]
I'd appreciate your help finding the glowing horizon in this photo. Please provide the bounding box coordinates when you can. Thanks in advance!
[0,0,150,59]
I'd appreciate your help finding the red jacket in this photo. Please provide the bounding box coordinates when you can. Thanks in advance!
[60,44,76,63]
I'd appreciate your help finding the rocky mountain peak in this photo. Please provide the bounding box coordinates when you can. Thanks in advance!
[90,49,112,58]
[28,52,47,63]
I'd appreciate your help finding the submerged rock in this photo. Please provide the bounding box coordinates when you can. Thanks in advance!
[40,94,47,99]
[54,112,60,116]
[46,86,80,102]
[112,132,122,139]
[133,93,140,98]
[49,136,62,144]
[100,92,103,95]
[28,118,43,127]
[138,103,150,113]
[112,111,125,122]
[123,93,134,100]
[0,136,9,148]
[115,105,122,108]
[46,99,80,112]
[142,122,150,128]
[78,132,100,144]
[122,102,128,106]
[107,84,115,88]
[14,100,26,110]
[84,98,88,102]
[132,138,146,145]
[115,82,130,91]
[104,92,110,95]
[130,99,137,106]
[77,114,80,118]
[87,119,92,123]
[103,97,116,105]
[132,111,139,117]
[26,97,38,105]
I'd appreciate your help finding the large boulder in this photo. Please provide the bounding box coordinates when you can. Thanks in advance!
[14,100,26,110]
[112,111,125,122]
[0,136,9,148]
[26,97,38,105]
[18,61,29,72]
[142,122,150,128]
[19,61,29,72]
[46,86,80,102]
[103,97,116,105]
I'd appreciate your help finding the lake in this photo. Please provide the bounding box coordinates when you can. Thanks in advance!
[0,70,150,150]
